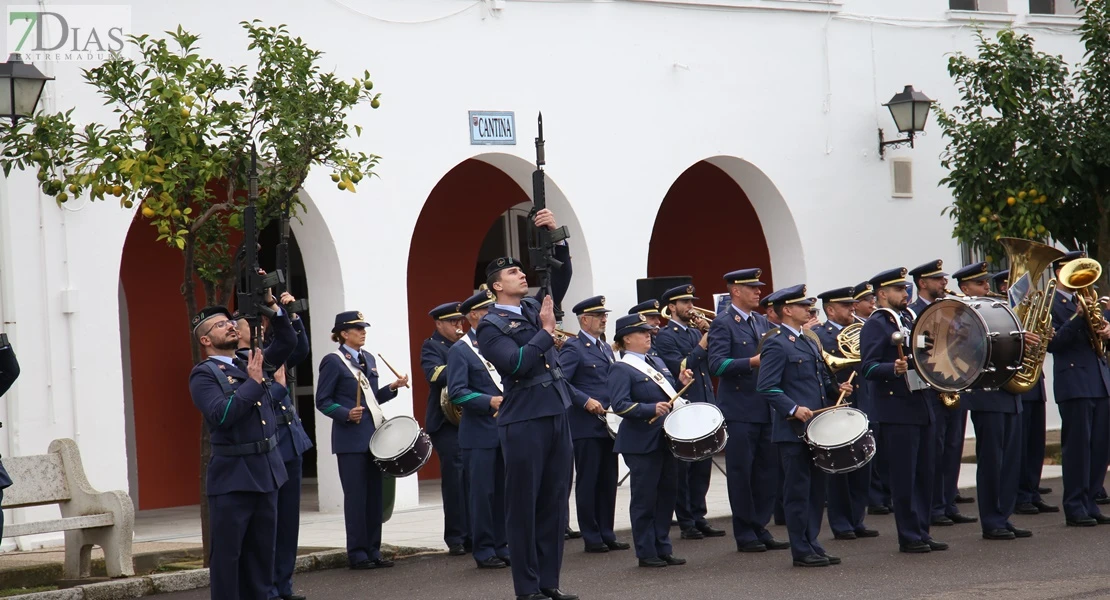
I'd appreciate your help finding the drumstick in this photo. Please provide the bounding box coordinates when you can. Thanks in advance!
[834,371,857,407]
[377,353,411,388]
[648,380,695,425]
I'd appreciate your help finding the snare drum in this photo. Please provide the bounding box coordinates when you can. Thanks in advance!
[605,412,623,440]
[662,403,727,462]
[910,296,1023,393]
[369,416,433,478]
[803,406,876,474]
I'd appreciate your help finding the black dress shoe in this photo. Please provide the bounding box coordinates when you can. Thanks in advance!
[737,540,767,552]
[499,556,512,566]
[955,494,975,504]
[1014,503,1039,515]
[925,539,949,551]
[1066,516,1098,527]
[680,528,705,540]
[517,595,548,600]
[983,528,1015,540]
[639,557,668,567]
[605,540,631,551]
[1007,526,1033,538]
[584,543,609,553]
[564,528,582,540]
[947,512,979,524]
[1094,513,1110,525]
[660,554,686,566]
[899,541,930,553]
[793,554,830,567]
[540,589,578,600]
[868,505,892,515]
[931,515,955,526]
[1033,500,1059,513]
[763,538,791,550]
[696,524,726,537]
[1038,486,1053,495]
[855,528,880,538]
[822,554,842,565]
[670,519,680,527]
[1096,494,1110,505]
[833,531,857,540]
[280,595,306,600]
[476,556,508,569]
[448,544,467,556]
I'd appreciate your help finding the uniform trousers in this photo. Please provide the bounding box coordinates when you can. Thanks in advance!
[724,420,776,546]
[868,423,893,508]
[827,464,870,534]
[675,456,712,531]
[336,451,384,564]
[464,447,509,562]
[1017,399,1047,504]
[970,411,1021,531]
[931,405,966,518]
[270,455,302,598]
[573,437,619,545]
[624,448,679,560]
[779,443,827,560]
[1058,397,1110,519]
[430,428,470,548]
[880,422,935,545]
[208,490,278,600]
[500,414,573,597]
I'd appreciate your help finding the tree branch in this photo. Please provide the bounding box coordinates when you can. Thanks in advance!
[190,202,231,233]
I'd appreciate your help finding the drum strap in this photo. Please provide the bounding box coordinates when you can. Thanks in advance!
[460,334,503,392]
[620,354,678,398]
[331,350,385,428]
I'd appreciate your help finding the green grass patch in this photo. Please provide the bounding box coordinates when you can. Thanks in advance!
[0,585,58,597]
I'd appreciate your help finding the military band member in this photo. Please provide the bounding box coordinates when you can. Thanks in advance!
[993,270,1010,296]
[421,302,471,555]
[447,290,512,569]
[708,268,789,553]
[189,300,296,600]
[233,294,312,600]
[854,282,877,322]
[757,285,854,567]
[629,300,664,358]
[0,336,20,540]
[558,295,629,553]
[655,284,725,540]
[818,286,878,541]
[953,263,1034,540]
[908,260,977,527]
[476,208,583,600]
[316,312,407,570]
[860,268,947,553]
[1047,251,1110,527]
[1014,368,1058,515]
[854,283,889,514]
[759,289,788,527]
[608,314,694,567]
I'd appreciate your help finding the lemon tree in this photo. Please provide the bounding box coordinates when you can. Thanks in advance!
[0,20,382,562]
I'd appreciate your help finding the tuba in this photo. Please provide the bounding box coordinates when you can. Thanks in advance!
[440,387,462,426]
[998,238,1065,394]
[1057,257,1108,356]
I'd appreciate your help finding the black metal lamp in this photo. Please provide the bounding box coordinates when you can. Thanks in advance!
[0,54,53,125]
[878,85,934,159]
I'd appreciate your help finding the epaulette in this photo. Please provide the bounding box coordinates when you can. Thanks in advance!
[762,327,781,339]
[482,312,515,335]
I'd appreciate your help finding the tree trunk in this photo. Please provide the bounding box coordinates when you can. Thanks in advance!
[182,234,211,567]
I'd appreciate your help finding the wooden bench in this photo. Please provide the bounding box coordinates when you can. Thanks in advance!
[2,438,134,579]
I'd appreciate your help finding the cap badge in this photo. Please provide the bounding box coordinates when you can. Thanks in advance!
[686,285,694,294]
[356,312,365,321]
[497,257,507,267]
[600,296,606,305]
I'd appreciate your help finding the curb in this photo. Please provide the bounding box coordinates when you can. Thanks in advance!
[6,546,433,600]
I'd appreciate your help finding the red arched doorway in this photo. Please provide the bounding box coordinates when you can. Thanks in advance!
[647,161,774,305]
[406,158,534,480]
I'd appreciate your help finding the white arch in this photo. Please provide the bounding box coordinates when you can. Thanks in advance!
[704,156,806,285]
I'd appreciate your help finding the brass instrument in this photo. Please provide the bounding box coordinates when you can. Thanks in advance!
[1057,257,1108,355]
[999,238,1065,394]
[440,387,462,426]
[836,322,863,360]
[802,328,860,373]
[939,391,961,409]
[554,328,577,344]
[660,305,716,321]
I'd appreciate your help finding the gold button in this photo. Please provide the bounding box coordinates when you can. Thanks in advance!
[262,420,267,425]
[282,406,287,411]
[545,363,550,368]
[889,392,894,396]
[256,402,262,406]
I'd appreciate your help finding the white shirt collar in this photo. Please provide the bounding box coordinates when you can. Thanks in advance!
[342,344,362,359]
[210,355,234,365]
[580,330,599,345]
[1059,290,1075,301]
[780,323,802,338]
[827,320,844,332]
[732,305,752,320]
[494,303,522,315]
[624,350,647,362]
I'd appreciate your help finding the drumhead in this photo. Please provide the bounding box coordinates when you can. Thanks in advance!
[911,296,1022,392]
[806,407,868,447]
[369,416,419,460]
[664,403,724,441]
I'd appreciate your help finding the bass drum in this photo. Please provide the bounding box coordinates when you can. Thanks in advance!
[910,296,1023,393]
[369,416,433,478]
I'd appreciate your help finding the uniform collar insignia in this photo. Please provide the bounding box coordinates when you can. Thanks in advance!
[510,321,520,328]
[788,335,796,342]
[227,376,235,383]
[498,312,509,317]
[585,342,591,347]
[734,315,742,323]
[218,364,226,370]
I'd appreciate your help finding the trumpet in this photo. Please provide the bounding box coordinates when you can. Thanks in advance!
[554,328,576,347]
[661,305,716,331]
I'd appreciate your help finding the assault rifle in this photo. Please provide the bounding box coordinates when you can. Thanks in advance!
[527,113,570,320]
[237,144,284,351]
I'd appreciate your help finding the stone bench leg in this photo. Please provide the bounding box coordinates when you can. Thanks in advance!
[63,525,135,578]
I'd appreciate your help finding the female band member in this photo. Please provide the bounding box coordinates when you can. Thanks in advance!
[608,314,693,568]
[315,311,409,570]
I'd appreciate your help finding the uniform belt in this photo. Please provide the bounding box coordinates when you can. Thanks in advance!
[276,409,295,426]
[511,367,564,389]
[211,435,278,457]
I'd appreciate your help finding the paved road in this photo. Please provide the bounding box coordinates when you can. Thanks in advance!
[164,478,1110,600]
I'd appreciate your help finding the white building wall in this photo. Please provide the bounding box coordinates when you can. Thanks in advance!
[0,0,1087,531]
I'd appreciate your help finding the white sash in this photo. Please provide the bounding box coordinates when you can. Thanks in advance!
[460,335,503,393]
[620,353,678,398]
[871,309,928,392]
[331,350,385,428]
